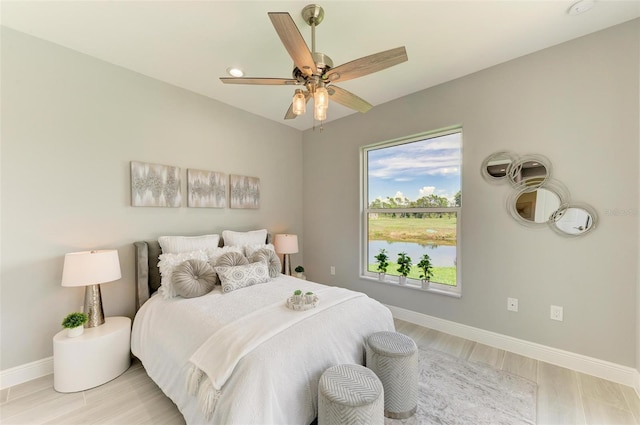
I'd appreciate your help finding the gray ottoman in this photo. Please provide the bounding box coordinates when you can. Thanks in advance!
[318,364,384,425]
[365,331,418,419]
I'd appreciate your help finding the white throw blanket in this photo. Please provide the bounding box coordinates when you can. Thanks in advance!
[186,286,364,419]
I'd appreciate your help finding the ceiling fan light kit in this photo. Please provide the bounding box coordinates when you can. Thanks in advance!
[220,4,408,127]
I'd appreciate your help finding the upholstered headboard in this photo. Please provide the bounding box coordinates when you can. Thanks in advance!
[134,240,163,310]
[134,233,272,310]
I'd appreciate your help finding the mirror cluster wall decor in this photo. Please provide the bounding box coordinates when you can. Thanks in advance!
[481,151,597,237]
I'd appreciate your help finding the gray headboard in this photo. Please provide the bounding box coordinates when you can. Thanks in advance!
[133,234,272,310]
[134,240,162,310]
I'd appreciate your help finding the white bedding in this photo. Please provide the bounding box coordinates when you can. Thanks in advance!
[131,274,395,425]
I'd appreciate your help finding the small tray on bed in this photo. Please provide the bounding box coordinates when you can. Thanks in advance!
[286,295,319,311]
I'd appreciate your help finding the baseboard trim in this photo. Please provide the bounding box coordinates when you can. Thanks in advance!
[387,304,638,387]
[0,357,53,390]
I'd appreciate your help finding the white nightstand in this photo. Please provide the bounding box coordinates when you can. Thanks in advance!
[53,316,131,393]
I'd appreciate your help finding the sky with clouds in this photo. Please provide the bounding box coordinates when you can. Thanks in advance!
[367,132,461,205]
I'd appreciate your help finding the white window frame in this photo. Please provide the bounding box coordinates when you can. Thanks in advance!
[360,127,462,297]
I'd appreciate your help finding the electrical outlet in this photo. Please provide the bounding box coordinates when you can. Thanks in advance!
[330,266,335,275]
[507,297,518,312]
[550,305,563,321]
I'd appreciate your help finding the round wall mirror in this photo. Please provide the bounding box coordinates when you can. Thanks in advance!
[481,151,517,183]
[507,155,551,190]
[507,180,568,227]
[549,204,598,237]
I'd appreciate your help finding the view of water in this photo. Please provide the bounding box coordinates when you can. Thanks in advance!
[368,240,456,267]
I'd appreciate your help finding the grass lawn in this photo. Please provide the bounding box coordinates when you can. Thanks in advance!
[368,214,457,245]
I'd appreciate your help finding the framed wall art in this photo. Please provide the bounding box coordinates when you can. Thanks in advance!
[130,161,182,207]
[229,174,260,209]
[187,169,226,208]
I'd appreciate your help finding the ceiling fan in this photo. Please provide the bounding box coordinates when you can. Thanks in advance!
[220,4,408,122]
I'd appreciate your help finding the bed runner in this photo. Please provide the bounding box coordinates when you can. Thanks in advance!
[186,286,364,419]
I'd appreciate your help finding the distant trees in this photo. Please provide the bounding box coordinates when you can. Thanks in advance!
[368,191,461,219]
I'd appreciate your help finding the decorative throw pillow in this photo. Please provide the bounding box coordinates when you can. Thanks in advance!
[205,246,244,265]
[244,243,275,258]
[158,234,220,254]
[214,251,249,268]
[249,248,281,278]
[216,261,270,294]
[221,229,268,247]
[157,250,208,298]
[172,260,217,298]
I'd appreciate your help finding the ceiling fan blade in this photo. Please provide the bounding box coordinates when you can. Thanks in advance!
[325,46,408,83]
[328,85,373,113]
[284,91,311,120]
[220,77,298,85]
[268,12,316,77]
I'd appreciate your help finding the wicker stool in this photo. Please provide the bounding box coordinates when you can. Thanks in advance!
[318,364,384,425]
[365,331,418,419]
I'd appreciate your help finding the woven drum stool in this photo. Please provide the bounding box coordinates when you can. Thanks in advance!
[318,364,384,425]
[365,331,418,419]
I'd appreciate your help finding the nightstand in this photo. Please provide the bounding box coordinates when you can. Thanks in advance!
[53,316,131,393]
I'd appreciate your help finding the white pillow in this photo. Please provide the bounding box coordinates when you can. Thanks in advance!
[158,234,220,254]
[157,250,208,298]
[222,229,267,247]
[216,261,270,294]
[244,243,275,257]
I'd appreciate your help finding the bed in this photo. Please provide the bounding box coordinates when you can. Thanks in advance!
[130,236,395,425]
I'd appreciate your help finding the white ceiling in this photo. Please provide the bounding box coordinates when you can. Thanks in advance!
[2,1,639,131]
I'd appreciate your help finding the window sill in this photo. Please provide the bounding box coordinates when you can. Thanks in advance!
[360,275,461,299]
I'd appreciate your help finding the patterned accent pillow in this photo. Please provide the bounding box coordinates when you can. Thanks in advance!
[216,261,270,293]
[172,260,217,298]
[249,248,281,278]
[157,250,208,298]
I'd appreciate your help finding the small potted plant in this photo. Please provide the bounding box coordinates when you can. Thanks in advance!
[396,252,412,285]
[304,291,314,304]
[294,265,306,279]
[417,253,434,289]
[62,312,88,338]
[374,248,389,281]
[292,289,303,304]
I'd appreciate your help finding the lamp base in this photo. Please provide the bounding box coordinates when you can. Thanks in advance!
[283,254,292,276]
[83,284,105,328]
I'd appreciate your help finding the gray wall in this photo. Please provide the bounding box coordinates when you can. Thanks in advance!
[0,28,303,370]
[302,20,639,367]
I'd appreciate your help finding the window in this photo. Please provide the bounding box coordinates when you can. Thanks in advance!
[361,128,462,294]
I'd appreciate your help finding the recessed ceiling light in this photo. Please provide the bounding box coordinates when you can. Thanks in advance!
[227,67,244,77]
[568,0,595,16]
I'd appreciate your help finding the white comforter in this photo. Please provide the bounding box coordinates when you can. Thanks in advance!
[131,274,395,425]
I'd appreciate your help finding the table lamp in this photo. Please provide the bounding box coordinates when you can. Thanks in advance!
[273,234,298,275]
[61,250,122,328]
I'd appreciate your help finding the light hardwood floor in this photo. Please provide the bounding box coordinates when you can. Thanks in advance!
[2,319,639,424]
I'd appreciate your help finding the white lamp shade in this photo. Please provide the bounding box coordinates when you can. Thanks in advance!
[273,234,299,254]
[62,250,122,287]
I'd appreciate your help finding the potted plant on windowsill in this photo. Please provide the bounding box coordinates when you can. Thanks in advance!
[62,312,88,338]
[396,252,412,285]
[417,254,434,289]
[374,248,389,281]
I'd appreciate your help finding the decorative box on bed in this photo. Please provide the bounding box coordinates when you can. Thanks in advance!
[131,235,395,425]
